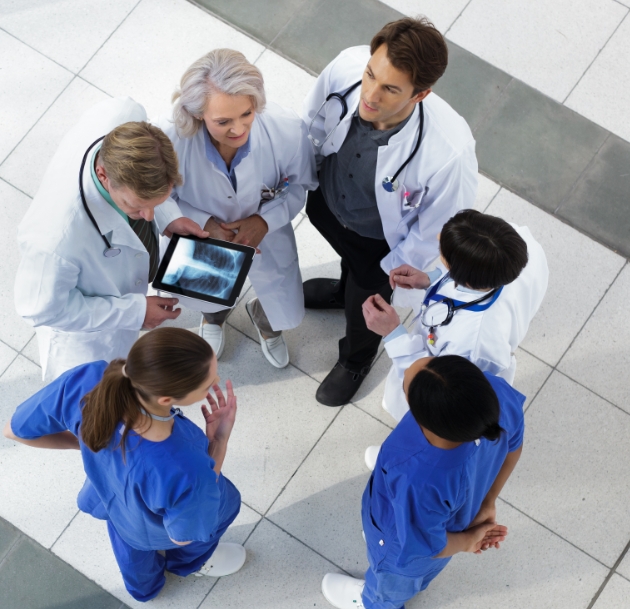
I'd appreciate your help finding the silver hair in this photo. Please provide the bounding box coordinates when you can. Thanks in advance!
[171,48,266,138]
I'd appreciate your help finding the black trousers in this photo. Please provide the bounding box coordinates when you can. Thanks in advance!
[306,188,393,373]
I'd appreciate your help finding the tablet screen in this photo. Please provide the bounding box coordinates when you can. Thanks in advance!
[153,235,255,307]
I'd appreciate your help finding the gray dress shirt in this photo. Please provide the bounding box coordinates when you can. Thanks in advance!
[320,107,413,240]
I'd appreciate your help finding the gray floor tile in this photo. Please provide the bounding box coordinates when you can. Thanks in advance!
[0,537,121,609]
[272,0,401,74]
[433,42,512,132]
[0,518,20,561]
[591,574,630,609]
[475,79,609,213]
[557,135,630,258]
[194,0,309,45]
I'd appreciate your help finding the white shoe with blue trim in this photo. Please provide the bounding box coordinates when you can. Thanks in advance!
[321,573,365,609]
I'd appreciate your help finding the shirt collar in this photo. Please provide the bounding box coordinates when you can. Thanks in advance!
[203,126,251,173]
[353,105,414,143]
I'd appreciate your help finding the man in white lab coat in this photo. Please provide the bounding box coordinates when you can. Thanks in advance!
[302,17,478,406]
[15,97,208,381]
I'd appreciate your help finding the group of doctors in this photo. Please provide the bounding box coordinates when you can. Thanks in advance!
[8,14,550,609]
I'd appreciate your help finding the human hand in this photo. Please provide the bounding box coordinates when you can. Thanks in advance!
[466,523,508,554]
[389,264,431,290]
[204,217,237,242]
[202,380,237,444]
[143,296,181,329]
[163,217,210,239]
[221,215,268,250]
[362,294,401,337]
[469,500,497,529]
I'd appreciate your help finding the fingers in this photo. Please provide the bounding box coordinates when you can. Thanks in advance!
[220,221,240,230]
[212,383,226,407]
[393,274,414,289]
[156,297,180,307]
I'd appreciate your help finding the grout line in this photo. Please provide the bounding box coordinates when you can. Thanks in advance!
[0,175,33,199]
[0,529,23,570]
[498,497,613,570]
[50,509,81,551]
[444,0,475,36]
[586,537,630,609]
[470,76,515,135]
[481,184,502,213]
[562,9,630,105]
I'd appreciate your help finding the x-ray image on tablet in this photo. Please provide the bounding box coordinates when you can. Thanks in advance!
[153,235,255,307]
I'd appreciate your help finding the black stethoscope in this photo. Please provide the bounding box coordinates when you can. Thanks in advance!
[79,136,122,258]
[306,80,424,193]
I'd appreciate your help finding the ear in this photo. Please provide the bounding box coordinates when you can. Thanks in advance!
[94,162,109,187]
[156,396,175,408]
[411,88,432,104]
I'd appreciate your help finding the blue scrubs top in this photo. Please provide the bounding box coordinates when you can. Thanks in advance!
[362,373,525,575]
[10,361,233,551]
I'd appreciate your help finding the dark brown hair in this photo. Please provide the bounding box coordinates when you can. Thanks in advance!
[370,17,448,94]
[80,328,213,459]
[440,209,529,290]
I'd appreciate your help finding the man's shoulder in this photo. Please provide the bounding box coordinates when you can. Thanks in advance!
[423,92,474,153]
[324,45,370,86]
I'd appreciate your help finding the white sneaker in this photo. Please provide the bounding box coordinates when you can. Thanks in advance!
[199,317,225,359]
[321,573,365,609]
[193,543,246,577]
[364,445,381,472]
[245,299,289,368]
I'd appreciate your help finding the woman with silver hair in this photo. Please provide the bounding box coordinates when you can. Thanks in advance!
[157,49,316,368]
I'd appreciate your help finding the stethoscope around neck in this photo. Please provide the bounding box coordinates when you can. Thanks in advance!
[79,135,122,258]
[306,80,424,193]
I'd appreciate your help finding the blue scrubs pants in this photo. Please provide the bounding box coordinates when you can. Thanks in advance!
[361,555,450,609]
[107,479,241,602]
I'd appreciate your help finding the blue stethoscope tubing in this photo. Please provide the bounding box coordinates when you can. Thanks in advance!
[78,136,121,258]
[307,80,424,192]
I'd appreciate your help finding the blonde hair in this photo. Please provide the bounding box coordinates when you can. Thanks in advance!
[172,48,266,138]
[100,122,182,200]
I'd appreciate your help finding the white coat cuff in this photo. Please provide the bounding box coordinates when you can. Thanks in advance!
[384,332,425,360]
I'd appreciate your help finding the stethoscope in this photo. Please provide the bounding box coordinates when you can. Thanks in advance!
[416,274,503,345]
[79,136,122,258]
[306,80,424,193]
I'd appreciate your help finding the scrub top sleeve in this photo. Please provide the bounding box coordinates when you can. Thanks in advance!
[10,362,102,439]
[489,375,526,452]
[163,472,222,544]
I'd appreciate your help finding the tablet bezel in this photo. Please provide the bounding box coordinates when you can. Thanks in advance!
[152,234,255,308]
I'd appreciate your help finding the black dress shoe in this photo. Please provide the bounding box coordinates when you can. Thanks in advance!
[316,362,369,406]
[303,278,345,309]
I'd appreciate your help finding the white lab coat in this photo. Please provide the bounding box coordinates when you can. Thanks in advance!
[382,225,549,422]
[156,102,317,330]
[303,46,478,307]
[15,97,182,381]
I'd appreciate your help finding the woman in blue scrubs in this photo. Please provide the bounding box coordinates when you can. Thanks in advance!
[321,354,525,609]
[3,327,244,602]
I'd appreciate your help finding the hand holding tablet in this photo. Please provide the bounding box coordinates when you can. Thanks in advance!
[152,235,256,308]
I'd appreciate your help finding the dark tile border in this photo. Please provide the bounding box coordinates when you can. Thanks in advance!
[189,0,630,260]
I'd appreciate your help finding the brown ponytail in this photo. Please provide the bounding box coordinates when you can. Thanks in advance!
[81,328,213,459]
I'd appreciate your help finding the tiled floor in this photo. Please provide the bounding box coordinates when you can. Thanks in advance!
[0,0,629,608]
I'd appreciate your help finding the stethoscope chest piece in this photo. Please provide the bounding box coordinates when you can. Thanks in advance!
[382,176,399,193]
[103,247,121,258]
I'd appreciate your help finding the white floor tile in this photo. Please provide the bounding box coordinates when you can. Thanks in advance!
[0,180,36,351]
[448,0,627,102]
[0,30,72,163]
[591,574,630,609]
[267,405,391,576]
[486,189,625,366]
[0,78,110,197]
[0,0,138,73]
[188,325,337,514]
[566,14,630,153]
[559,264,630,413]
[52,512,214,609]
[254,49,316,117]
[0,355,83,548]
[406,501,607,609]
[617,549,630,580]
[513,348,552,410]
[501,371,630,567]
[0,341,18,377]
[474,175,501,212]
[201,518,341,609]
[378,0,471,33]
[79,0,265,120]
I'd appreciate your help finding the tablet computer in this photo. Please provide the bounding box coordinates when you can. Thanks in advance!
[152,234,255,308]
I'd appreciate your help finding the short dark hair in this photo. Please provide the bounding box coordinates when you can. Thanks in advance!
[370,17,448,94]
[407,356,504,443]
[440,210,529,290]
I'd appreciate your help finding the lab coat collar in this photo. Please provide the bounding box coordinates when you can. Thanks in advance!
[81,167,149,252]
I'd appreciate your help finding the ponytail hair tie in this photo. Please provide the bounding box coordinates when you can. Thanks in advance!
[121,364,128,378]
